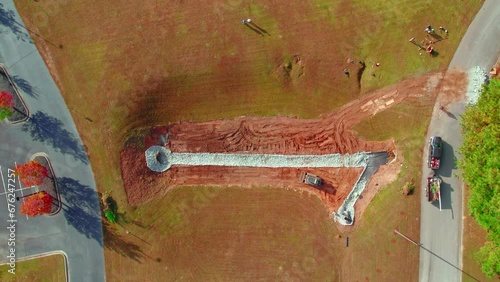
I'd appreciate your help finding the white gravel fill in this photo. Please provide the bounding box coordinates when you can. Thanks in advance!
[169,152,372,168]
[466,66,488,105]
[334,167,368,225]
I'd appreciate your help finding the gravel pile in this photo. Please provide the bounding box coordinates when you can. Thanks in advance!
[334,168,369,225]
[466,66,489,105]
[0,65,29,123]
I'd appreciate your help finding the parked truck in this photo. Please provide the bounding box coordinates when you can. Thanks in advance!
[427,136,442,170]
[426,171,442,210]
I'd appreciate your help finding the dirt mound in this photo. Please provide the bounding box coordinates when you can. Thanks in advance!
[121,70,467,219]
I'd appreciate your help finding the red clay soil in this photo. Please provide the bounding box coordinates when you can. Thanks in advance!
[489,57,500,79]
[121,71,466,219]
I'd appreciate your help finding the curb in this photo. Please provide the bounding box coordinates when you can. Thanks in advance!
[0,64,29,124]
[0,250,69,282]
[30,153,62,216]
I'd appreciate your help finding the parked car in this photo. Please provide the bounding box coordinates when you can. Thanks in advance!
[427,136,442,169]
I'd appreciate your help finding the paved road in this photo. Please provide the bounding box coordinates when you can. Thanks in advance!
[0,2,105,282]
[419,1,500,282]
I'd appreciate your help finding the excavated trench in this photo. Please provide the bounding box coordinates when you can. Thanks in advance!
[145,145,388,225]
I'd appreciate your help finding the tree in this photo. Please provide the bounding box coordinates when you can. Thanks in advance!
[459,78,500,278]
[15,160,49,186]
[20,191,53,217]
[475,241,500,278]
[0,90,14,120]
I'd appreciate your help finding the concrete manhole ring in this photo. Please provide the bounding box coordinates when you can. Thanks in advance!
[145,146,171,172]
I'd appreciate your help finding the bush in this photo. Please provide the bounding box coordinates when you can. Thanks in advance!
[400,181,415,196]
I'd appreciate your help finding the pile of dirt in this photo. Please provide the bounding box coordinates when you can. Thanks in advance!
[489,57,500,79]
[121,70,467,220]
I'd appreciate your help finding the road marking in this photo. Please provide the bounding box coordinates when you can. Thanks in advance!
[15,162,24,199]
[0,187,31,197]
[0,166,9,206]
[12,162,29,220]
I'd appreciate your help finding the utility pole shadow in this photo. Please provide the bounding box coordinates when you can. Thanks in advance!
[419,244,480,282]
[395,229,480,282]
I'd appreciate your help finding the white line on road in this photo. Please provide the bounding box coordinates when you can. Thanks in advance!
[0,166,9,205]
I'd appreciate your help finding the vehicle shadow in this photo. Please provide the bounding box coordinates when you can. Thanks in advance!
[432,180,454,218]
[436,141,455,177]
[318,182,335,194]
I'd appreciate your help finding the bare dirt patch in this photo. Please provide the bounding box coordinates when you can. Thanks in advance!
[122,143,363,213]
[121,71,467,221]
[435,71,469,106]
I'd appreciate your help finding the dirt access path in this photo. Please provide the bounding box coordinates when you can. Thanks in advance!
[121,71,466,220]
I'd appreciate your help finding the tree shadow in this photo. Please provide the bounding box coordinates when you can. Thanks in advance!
[356,61,366,88]
[432,180,454,217]
[58,177,103,246]
[104,196,118,213]
[102,221,145,263]
[12,75,41,99]
[21,111,89,164]
[116,211,147,228]
[0,3,31,43]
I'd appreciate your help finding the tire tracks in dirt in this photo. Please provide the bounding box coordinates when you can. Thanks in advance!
[122,70,464,220]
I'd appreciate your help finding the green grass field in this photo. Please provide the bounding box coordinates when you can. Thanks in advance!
[0,254,66,282]
[13,0,485,281]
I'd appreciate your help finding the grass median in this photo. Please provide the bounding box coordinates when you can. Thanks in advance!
[0,254,66,282]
